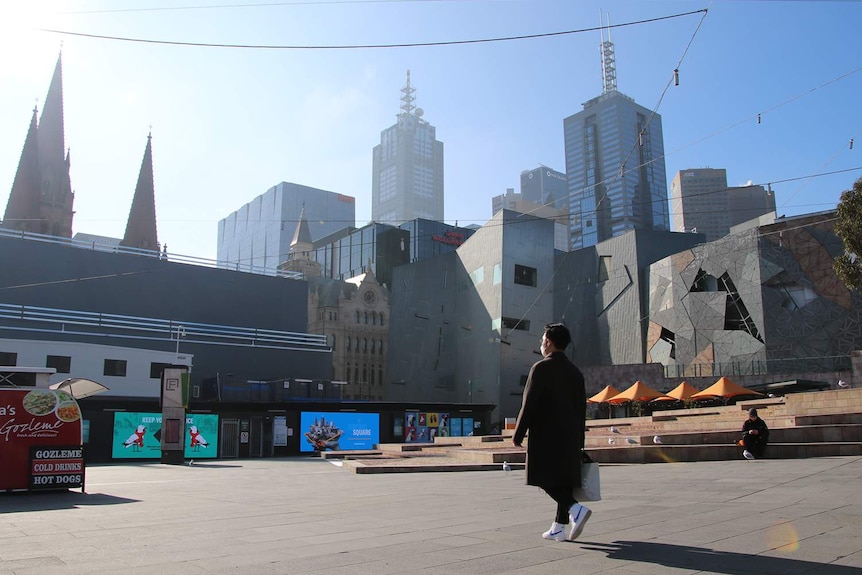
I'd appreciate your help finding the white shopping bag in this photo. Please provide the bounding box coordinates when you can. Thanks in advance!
[573,452,601,502]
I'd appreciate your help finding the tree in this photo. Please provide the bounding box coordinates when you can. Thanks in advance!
[834,176,862,291]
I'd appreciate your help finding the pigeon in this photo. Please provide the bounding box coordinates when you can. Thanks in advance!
[838,380,850,389]
[608,438,616,445]
[502,461,511,472]
[653,435,663,445]
[626,437,639,445]
[610,426,621,434]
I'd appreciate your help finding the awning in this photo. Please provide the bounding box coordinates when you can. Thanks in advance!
[607,380,673,404]
[588,385,621,403]
[49,378,110,399]
[690,376,764,400]
[652,380,699,402]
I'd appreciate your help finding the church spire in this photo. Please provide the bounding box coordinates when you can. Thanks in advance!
[290,203,313,248]
[38,52,66,164]
[37,52,74,237]
[3,107,41,233]
[120,133,159,251]
[3,53,74,237]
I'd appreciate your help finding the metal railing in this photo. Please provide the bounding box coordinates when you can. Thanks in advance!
[0,302,328,352]
[0,227,303,279]
[663,355,852,379]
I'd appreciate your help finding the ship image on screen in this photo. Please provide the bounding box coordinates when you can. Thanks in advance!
[299,412,380,453]
[304,416,343,451]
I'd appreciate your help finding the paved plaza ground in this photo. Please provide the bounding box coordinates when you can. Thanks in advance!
[2,455,861,574]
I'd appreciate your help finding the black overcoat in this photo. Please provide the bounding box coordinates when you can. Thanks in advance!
[513,351,586,488]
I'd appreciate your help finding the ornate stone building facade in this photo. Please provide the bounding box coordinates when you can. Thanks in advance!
[280,216,390,400]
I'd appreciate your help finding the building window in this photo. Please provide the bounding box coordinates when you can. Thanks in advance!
[150,362,172,379]
[355,310,360,323]
[372,312,377,326]
[470,265,485,285]
[363,338,368,353]
[364,312,368,324]
[379,314,385,326]
[46,355,71,374]
[346,337,352,352]
[379,339,383,354]
[598,256,612,282]
[501,317,530,331]
[104,359,127,377]
[514,264,537,287]
[370,339,375,355]
[0,351,17,366]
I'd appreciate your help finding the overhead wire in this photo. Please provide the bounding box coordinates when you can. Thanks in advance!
[515,62,862,226]
[56,0,533,15]
[40,8,708,50]
[779,125,862,210]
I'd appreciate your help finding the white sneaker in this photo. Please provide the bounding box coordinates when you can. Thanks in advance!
[567,503,592,541]
[542,522,566,542]
[743,450,755,460]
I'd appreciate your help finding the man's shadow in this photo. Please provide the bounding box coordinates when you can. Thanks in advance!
[581,540,858,574]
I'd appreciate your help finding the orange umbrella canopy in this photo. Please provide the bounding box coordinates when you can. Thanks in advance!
[588,385,621,404]
[657,381,699,401]
[690,376,765,399]
[607,380,668,404]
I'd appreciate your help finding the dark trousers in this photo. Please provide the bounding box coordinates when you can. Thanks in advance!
[742,434,767,457]
[542,486,577,524]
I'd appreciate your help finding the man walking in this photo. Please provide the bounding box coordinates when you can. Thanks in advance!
[513,323,590,542]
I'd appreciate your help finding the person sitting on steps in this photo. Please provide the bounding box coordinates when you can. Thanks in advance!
[741,408,769,460]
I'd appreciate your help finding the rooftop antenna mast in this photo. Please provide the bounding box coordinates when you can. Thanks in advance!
[600,12,617,94]
[400,69,416,117]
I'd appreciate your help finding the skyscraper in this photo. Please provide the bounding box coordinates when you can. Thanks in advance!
[371,71,444,225]
[563,35,668,250]
[520,165,567,210]
[671,168,776,242]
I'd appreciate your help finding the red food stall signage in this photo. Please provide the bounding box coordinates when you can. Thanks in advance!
[30,446,85,490]
[0,389,84,492]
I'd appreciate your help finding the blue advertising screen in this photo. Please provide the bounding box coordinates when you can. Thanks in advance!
[299,411,379,452]
[112,412,219,459]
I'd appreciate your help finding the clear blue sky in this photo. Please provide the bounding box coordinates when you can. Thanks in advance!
[1,0,860,261]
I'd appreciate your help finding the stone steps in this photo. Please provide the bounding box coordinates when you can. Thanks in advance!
[587,442,862,464]
[338,388,862,473]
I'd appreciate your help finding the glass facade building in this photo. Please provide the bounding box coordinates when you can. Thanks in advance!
[217,182,355,272]
[311,219,474,290]
[564,91,669,250]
